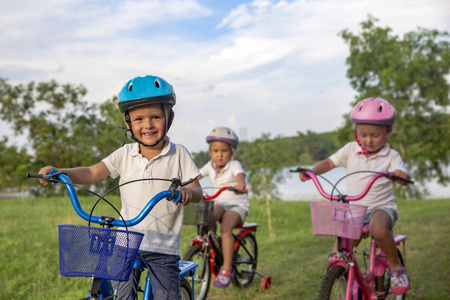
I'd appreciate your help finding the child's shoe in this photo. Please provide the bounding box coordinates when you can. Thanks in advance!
[388,268,410,295]
[213,269,234,288]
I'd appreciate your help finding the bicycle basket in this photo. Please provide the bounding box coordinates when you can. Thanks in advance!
[310,201,367,239]
[183,200,214,226]
[58,225,144,281]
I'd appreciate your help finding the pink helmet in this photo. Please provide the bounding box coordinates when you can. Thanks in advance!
[206,127,239,149]
[350,98,396,126]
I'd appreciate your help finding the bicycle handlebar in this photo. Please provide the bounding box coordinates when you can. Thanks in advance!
[203,186,248,200]
[27,170,193,227]
[290,167,414,201]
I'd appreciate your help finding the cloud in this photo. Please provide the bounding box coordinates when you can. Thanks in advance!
[1,0,449,152]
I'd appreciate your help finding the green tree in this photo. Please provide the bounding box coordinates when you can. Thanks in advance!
[0,79,123,195]
[0,138,32,198]
[236,133,287,238]
[339,16,450,196]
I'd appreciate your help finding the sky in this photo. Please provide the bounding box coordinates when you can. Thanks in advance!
[1,0,449,153]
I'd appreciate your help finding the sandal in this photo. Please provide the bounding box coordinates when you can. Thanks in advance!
[213,269,234,288]
[388,268,410,295]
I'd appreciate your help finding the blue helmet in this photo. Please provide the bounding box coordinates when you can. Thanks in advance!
[118,75,176,113]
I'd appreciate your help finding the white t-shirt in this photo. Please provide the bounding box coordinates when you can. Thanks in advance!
[102,137,200,256]
[329,141,407,213]
[199,160,249,211]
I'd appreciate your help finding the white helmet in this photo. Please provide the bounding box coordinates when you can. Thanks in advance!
[206,127,239,149]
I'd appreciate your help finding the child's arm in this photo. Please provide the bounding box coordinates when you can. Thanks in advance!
[178,178,203,206]
[38,162,110,185]
[234,172,246,192]
[299,158,336,181]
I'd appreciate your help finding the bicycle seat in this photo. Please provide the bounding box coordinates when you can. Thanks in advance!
[362,224,370,234]
[236,222,259,229]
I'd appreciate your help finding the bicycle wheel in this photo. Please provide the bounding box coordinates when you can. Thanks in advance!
[374,249,406,300]
[318,265,348,300]
[232,233,257,288]
[180,278,193,300]
[182,245,211,300]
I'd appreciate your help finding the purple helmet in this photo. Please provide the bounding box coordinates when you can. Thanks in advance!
[206,127,239,149]
[350,98,396,126]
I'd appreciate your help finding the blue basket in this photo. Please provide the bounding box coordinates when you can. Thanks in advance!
[58,225,144,281]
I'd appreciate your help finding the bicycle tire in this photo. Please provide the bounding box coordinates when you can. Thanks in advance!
[318,265,348,300]
[182,245,211,300]
[232,232,257,288]
[181,278,193,300]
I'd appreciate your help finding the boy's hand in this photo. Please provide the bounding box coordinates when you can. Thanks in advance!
[38,166,56,185]
[177,187,193,206]
[233,184,247,194]
[392,169,410,185]
[299,168,311,182]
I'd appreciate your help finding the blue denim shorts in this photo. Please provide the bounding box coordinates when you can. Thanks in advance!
[215,201,249,222]
[364,207,398,227]
[112,251,180,300]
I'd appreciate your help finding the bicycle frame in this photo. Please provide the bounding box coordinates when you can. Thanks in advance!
[28,171,198,300]
[293,167,412,300]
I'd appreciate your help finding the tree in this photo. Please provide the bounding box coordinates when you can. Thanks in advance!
[0,78,123,195]
[0,138,32,198]
[236,133,287,238]
[339,16,450,196]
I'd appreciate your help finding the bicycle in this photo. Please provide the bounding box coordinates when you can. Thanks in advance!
[28,170,198,300]
[181,186,272,300]
[291,167,413,300]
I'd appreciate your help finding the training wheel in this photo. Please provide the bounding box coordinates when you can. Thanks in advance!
[261,275,271,290]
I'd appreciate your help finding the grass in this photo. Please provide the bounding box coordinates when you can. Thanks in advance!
[1,196,449,299]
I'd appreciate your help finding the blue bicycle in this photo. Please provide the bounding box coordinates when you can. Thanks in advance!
[28,170,198,300]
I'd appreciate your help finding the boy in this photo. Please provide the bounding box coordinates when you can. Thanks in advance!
[39,75,203,300]
[300,98,411,295]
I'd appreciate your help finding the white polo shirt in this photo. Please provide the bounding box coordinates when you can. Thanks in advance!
[329,142,407,213]
[102,136,200,256]
[200,160,249,211]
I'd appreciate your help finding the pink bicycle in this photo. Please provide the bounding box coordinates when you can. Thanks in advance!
[291,167,413,300]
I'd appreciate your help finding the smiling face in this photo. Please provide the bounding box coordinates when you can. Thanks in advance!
[209,141,233,169]
[126,103,166,148]
[355,123,391,154]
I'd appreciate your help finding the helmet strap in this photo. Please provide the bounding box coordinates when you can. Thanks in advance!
[124,108,168,148]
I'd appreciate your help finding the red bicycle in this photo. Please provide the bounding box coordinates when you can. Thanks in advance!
[182,186,271,300]
[291,167,413,300]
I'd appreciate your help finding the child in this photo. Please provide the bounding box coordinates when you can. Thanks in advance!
[38,75,203,300]
[198,127,249,288]
[299,98,411,295]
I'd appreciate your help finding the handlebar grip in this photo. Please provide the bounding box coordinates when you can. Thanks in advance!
[27,173,44,178]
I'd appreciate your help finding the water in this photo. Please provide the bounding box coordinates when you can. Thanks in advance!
[199,166,448,200]
[278,167,448,201]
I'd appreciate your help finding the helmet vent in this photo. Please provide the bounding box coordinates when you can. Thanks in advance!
[358,104,363,111]
[128,83,133,92]
[378,104,383,112]
[154,79,161,88]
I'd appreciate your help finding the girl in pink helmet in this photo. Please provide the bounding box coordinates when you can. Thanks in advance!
[198,127,249,288]
[299,98,411,295]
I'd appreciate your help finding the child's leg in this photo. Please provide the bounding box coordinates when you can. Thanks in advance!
[220,210,242,272]
[212,204,225,233]
[369,210,402,271]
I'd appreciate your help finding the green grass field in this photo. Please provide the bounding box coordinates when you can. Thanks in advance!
[1,196,449,299]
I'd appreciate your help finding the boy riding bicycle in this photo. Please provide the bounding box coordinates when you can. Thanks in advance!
[299,98,411,295]
[38,75,203,300]
[198,127,249,288]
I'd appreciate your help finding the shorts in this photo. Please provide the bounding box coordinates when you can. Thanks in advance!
[364,207,398,227]
[215,201,249,222]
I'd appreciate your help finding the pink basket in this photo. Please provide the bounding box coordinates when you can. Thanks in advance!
[310,201,367,239]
